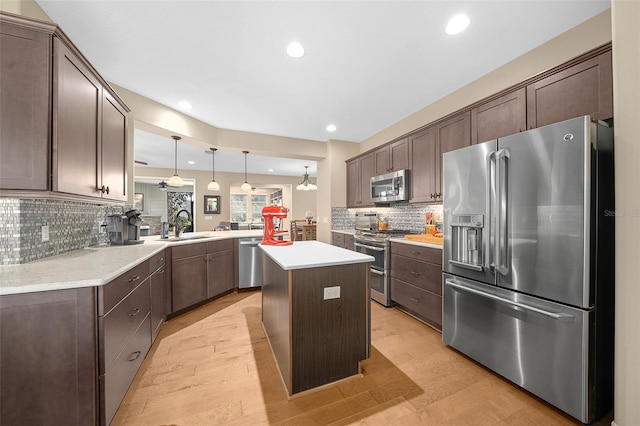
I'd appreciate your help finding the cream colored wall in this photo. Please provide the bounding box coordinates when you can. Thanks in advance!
[612,1,640,425]
[135,166,316,235]
[360,10,613,151]
[0,0,51,21]
[316,139,360,242]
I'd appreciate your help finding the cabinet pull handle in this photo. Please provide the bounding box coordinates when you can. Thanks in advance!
[159,269,165,274]
[127,351,141,362]
[410,271,421,277]
[128,307,140,317]
[410,298,420,304]
[128,275,140,283]
[105,186,110,195]
[158,257,164,263]
[97,185,106,194]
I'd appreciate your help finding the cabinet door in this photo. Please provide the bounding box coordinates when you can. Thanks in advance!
[408,127,437,203]
[526,51,613,128]
[0,288,97,425]
[53,38,101,197]
[207,249,234,298]
[0,22,51,190]
[435,111,471,201]
[359,153,375,206]
[171,254,208,312]
[373,145,390,175]
[101,91,127,201]
[346,158,360,208]
[389,138,409,172]
[471,88,526,145]
[150,265,166,340]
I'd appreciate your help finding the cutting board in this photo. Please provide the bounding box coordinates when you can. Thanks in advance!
[404,234,443,245]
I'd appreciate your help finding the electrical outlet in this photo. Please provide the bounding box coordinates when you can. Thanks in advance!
[41,225,49,242]
[323,286,340,300]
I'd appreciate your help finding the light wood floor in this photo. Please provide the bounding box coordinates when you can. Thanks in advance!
[112,290,605,425]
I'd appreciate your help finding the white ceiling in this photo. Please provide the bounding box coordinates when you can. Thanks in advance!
[36,0,610,174]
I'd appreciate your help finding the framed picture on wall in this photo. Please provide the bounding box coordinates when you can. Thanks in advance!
[204,195,220,214]
[134,193,144,211]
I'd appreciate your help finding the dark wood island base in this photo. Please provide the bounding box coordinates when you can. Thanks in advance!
[260,241,372,396]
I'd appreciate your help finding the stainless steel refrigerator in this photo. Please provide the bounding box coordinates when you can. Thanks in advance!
[442,115,614,423]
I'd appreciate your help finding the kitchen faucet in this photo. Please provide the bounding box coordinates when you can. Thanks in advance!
[174,209,192,237]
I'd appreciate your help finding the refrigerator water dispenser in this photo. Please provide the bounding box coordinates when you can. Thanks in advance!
[449,214,484,271]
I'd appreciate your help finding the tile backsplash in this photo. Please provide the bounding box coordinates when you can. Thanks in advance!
[0,198,125,265]
[332,203,443,233]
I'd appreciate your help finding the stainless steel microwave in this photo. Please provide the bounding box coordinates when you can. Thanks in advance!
[371,169,409,203]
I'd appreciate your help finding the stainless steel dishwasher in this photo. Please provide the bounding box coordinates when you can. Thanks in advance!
[238,237,263,289]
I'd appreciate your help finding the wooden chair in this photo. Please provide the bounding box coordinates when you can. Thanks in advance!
[290,220,316,241]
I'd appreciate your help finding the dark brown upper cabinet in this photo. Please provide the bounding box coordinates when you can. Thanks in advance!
[527,50,613,129]
[0,12,129,201]
[374,138,409,175]
[409,111,471,203]
[0,18,51,190]
[471,88,527,145]
[346,152,375,208]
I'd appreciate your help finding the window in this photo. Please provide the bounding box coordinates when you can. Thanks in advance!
[230,192,269,223]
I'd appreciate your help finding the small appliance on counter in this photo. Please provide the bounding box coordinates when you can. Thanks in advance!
[107,209,145,245]
[261,206,292,245]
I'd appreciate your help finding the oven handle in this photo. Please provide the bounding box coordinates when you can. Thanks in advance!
[354,242,385,252]
[370,269,385,276]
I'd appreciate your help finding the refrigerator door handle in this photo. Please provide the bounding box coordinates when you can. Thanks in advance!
[486,151,497,271]
[445,279,575,322]
[495,149,510,275]
[448,259,484,272]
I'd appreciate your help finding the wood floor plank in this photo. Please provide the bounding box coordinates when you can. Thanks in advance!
[111,290,594,425]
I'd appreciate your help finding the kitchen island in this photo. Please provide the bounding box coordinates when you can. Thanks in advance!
[260,241,374,396]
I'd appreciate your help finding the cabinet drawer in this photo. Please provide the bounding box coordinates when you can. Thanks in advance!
[344,234,355,251]
[332,232,345,247]
[171,241,207,260]
[207,238,233,253]
[100,314,151,425]
[101,280,150,373]
[390,254,442,295]
[391,278,442,329]
[148,250,166,275]
[391,242,442,265]
[99,260,149,315]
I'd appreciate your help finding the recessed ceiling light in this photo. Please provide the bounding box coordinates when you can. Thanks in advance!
[326,124,337,132]
[268,168,274,173]
[286,41,305,58]
[187,160,195,165]
[446,14,470,35]
[178,100,192,110]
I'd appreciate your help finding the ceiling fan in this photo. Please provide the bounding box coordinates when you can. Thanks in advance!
[157,180,168,191]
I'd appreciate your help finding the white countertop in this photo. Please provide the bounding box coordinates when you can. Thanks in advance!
[0,230,264,296]
[260,241,374,270]
[389,237,443,250]
[331,229,356,235]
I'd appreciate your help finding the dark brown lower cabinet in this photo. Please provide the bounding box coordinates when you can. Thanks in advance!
[390,242,443,330]
[0,288,97,426]
[171,239,235,314]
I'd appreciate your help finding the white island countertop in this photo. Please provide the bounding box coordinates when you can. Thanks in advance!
[260,240,374,270]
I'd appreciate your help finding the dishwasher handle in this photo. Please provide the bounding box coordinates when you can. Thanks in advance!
[239,240,261,246]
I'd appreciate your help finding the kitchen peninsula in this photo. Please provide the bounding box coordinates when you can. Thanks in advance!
[261,241,374,396]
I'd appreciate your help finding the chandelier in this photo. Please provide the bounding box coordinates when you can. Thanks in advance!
[296,166,317,191]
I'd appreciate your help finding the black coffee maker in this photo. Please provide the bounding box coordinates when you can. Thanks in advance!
[107,209,144,245]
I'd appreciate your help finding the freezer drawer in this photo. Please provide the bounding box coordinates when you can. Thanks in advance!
[442,274,593,423]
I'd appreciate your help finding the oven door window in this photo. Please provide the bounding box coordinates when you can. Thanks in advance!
[354,242,385,269]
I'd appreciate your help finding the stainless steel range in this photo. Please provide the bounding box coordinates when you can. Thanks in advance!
[353,213,412,306]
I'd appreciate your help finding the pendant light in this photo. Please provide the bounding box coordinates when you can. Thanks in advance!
[207,148,220,191]
[240,150,252,192]
[296,166,317,191]
[167,135,184,187]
